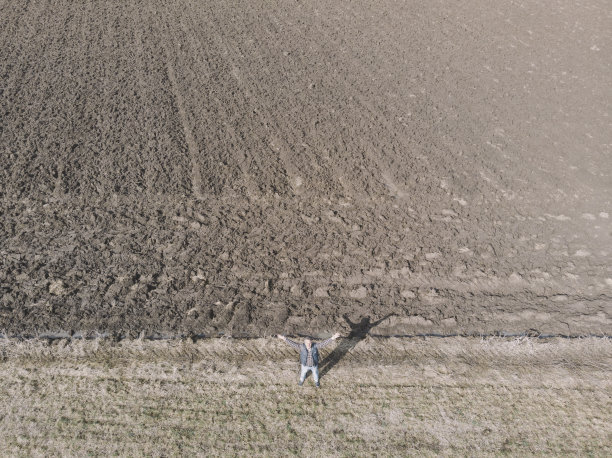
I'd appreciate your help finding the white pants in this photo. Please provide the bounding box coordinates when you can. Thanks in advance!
[300,364,319,384]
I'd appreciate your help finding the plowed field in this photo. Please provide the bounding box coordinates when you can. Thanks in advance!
[1,0,611,337]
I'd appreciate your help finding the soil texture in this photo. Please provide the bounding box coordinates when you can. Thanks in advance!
[1,0,611,336]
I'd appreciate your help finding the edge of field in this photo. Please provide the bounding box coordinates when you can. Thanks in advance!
[1,336,611,456]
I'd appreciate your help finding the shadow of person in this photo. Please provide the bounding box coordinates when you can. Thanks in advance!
[319,313,395,379]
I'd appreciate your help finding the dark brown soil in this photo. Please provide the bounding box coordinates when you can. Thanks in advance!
[1,0,610,337]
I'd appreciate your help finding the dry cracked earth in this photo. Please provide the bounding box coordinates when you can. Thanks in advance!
[1,0,611,337]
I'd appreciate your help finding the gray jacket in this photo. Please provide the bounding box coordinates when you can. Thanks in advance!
[284,337,335,366]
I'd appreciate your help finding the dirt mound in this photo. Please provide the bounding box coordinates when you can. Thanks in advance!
[1,0,610,337]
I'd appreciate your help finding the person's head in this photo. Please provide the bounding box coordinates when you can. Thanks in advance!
[304,338,312,349]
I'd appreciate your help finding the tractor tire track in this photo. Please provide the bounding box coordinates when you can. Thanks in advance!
[156,14,204,201]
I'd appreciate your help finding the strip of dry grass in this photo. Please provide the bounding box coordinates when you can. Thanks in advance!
[1,336,610,456]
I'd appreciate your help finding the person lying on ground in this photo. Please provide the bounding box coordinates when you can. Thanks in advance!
[277,333,341,387]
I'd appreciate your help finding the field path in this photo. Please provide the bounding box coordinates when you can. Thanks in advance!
[0,336,610,455]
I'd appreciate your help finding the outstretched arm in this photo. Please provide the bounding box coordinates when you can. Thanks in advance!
[277,334,300,350]
[316,332,341,349]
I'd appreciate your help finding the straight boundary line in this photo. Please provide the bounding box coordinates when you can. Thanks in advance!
[0,332,609,341]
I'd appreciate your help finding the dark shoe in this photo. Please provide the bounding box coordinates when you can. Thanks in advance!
[298,381,303,386]
[315,382,320,388]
